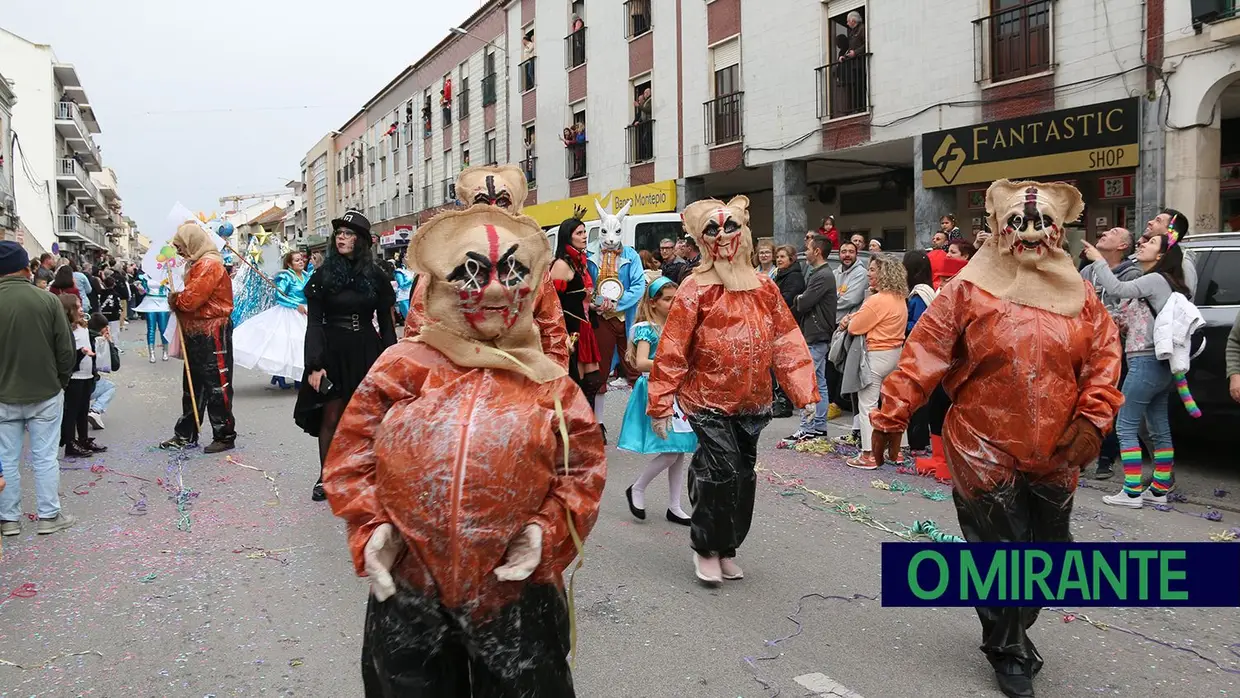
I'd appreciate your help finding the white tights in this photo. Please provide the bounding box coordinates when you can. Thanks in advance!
[630,453,688,518]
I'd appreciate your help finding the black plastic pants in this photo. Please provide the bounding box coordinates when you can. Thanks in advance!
[686,410,770,558]
[173,322,237,444]
[952,473,1075,678]
[361,583,574,697]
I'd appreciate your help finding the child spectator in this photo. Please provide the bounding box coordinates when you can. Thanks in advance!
[60,297,105,457]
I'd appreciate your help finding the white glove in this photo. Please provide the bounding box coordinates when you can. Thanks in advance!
[494,523,544,582]
[363,523,405,602]
[651,417,671,440]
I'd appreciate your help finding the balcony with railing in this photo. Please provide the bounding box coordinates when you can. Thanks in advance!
[519,57,537,92]
[815,54,871,120]
[56,158,102,202]
[565,143,588,180]
[523,156,538,189]
[973,0,1055,84]
[704,92,743,146]
[481,74,498,106]
[54,102,103,170]
[624,0,652,39]
[565,28,587,69]
[56,214,107,248]
[626,120,655,163]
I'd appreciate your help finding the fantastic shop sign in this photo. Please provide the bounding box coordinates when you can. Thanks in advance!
[921,98,1140,188]
[881,543,1240,607]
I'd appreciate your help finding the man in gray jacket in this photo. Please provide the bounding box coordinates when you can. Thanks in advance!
[787,234,838,440]
[0,242,78,536]
[827,240,869,432]
[1080,227,1143,480]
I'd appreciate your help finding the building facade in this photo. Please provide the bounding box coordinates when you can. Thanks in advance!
[305,0,1177,257]
[0,69,16,244]
[0,27,125,260]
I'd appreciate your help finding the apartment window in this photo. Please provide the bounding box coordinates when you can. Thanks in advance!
[523,124,538,187]
[520,26,537,92]
[380,155,387,181]
[441,76,453,127]
[627,80,654,163]
[423,158,433,209]
[392,149,401,174]
[392,192,401,217]
[423,94,433,137]
[462,144,471,170]
[443,150,454,202]
[566,107,587,179]
[485,130,498,165]
[520,56,537,92]
[817,8,869,119]
[705,39,743,145]
[379,201,387,220]
[624,0,651,39]
[565,26,587,69]
[459,64,471,120]
[976,0,1054,83]
[482,52,498,106]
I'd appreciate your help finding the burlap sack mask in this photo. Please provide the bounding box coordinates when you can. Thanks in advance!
[957,179,1086,317]
[455,165,528,213]
[409,204,564,383]
[682,196,761,291]
[171,221,224,265]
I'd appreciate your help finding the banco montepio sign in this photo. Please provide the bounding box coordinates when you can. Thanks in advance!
[921,98,1140,188]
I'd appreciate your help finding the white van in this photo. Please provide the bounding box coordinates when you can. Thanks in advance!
[545,212,684,257]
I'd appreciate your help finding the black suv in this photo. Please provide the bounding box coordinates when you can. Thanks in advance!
[1174,233,1240,436]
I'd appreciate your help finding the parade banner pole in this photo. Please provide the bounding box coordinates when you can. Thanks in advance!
[168,265,201,432]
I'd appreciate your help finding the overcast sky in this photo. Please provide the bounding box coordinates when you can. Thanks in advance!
[5,0,478,235]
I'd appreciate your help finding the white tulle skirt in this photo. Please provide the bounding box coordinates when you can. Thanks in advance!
[232,305,307,380]
[134,294,170,313]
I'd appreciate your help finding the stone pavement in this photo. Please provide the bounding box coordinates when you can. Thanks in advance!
[0,337,1238,697]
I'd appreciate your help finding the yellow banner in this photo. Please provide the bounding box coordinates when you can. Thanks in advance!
[524,180,678,227]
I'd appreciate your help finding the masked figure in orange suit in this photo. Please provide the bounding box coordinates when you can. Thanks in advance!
[402,164,571,370]
[647,196,818,587]
[324,204,606,696]
[871,180,1123,698]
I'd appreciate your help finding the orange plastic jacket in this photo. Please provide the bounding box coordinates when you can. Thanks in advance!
[648,276,819,419]
[323,340,606,618]
[171,257,233,335]
[871,279,1123,496]
[403,274,571,370]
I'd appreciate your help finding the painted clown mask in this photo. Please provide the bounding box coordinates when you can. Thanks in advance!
[682,196,760,291]
[985,179,1083,268]
[411,206,549,342]
[455,165,528,213]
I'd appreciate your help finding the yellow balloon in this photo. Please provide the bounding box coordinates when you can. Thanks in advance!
[197,211,208,222]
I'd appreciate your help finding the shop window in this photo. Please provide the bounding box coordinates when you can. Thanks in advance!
[976,0,1054,83]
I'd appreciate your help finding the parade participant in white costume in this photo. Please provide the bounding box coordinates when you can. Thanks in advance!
[587,199,647,430]
[233,249,311,384]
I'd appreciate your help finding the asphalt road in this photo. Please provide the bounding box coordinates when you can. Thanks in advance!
[2,333,1239,697]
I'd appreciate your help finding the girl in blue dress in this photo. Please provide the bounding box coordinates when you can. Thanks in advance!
[620,277,696,525]
[233,251,311,386]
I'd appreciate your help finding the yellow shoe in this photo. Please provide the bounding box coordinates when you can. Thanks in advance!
[827,403,842,421]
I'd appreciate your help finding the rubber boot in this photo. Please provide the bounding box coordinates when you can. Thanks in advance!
[148,344,157,364]
[916,435,946,477]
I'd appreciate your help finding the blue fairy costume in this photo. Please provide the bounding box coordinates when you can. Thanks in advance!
[232,267,310,381]
[394,266,415,319]
[134,272,172,355]
[618,280,698,455]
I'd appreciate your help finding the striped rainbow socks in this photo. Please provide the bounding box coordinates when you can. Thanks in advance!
[1150,448,1175,495]
[1121,447,1144,496]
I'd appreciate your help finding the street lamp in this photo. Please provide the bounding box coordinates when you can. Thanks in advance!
[449,26,512,163]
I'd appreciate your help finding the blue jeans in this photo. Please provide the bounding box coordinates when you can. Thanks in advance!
[799,341,832,432]
[1115,355,1173,460]
[91,378,116,414]
[0,394,66,520]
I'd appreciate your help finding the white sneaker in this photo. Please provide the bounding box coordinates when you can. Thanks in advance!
[1103,491,1143,508]
[608,378,629,390]
[1141,489,1168,505]
[87,412,104,430]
